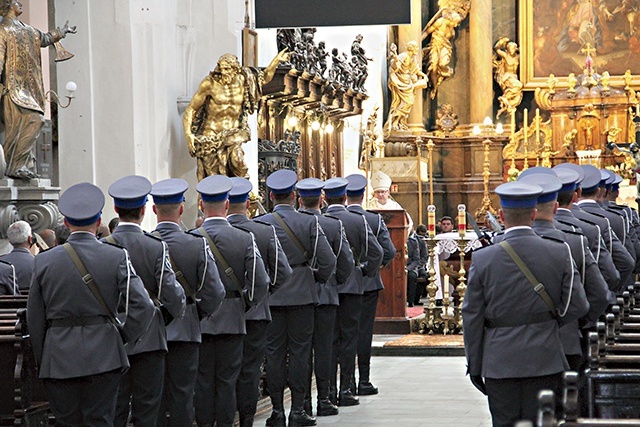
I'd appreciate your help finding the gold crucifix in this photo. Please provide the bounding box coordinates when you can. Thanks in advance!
[581,43,596,58]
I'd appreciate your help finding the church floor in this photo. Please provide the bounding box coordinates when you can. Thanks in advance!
[253,356,492,426]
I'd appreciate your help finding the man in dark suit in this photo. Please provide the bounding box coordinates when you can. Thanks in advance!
[406,225,428,307]
[259,169,336,427]
[150,178,226,427]
[1,220,35,291]
[0,260,16,295]
[107,175,187,427]
[463,181,589,427]
[324,177,383,408]
[28,182,155,426]
[194,175,270,427]
[297,177,354,418]
[227,177,292,427]
[345,174,396,396]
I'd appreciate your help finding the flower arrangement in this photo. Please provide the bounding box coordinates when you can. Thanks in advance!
[606,163,636,182]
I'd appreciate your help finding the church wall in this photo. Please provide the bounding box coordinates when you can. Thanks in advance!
[54,0,246,228]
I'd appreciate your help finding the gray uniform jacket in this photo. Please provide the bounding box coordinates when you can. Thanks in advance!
[325,204,383,295]
[300,208,354,306]
[227,213,292,321]
[572,203,634,291]
[347,205,396,292]
[406,233,426,272]
[153,222,225,343]
[1,247,34,291]
[27,232,155,379]
[107,223,186,355]
[0,260,16,295]
[532,220,611,355]
[195,217,270,334]
[555,208,620,291]
[582,201,637,265]
[605,202,640,271]
[259,205,336,306]
[462,227,589,379]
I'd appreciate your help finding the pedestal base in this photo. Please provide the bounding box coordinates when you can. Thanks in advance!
[373,317,412,334]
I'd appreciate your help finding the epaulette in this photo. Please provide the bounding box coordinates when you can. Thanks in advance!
[143,231,164,242]
[540,234,565,244]
[38,246,55,253]
[0,259,13,266]
[559,228,583,237]
[185,229,203,238]
[321,214,340,222]
[298,210,315,217]
[102,240,126,250]
[253,212,268,220]
[254,219,276,228]
[230,224,254,235]
[366,209,382,216]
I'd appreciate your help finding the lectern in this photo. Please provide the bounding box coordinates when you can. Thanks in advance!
[371,209,410,334]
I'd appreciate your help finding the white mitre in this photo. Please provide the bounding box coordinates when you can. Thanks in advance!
[371,170,392,191]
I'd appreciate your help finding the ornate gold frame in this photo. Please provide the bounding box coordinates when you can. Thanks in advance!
[518,0,640,90]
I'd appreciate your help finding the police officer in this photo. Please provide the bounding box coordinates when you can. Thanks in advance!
[227,177,292,427]
[194,175,270,427]
[297,178,354,417]
[259,170,336,427]
[345,174,396,396]
[324,177,383,407]
[150,178,226,427]
[552,165,620,292]
[28,182,155,426]
[463,181,589,427]
[107,175,187,427]
[518,172,610,370]
[575,165,635,292]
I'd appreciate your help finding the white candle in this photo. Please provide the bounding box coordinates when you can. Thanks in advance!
[444,274,450,300]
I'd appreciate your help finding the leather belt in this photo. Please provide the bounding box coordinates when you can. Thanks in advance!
[48,315,110,328]
[484,311,556,329]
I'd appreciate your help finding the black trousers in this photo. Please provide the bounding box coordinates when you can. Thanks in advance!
[307,304,337,400]
[237,319,269,418]
[194,333,244,427]
[407,269,428,304]
[44,368,120,427]
[115,350,166,427]
[160,341,199,427]
[332,293,362,392]
[485,373,562,427]
[357,290,379,383]
[266,304,315,409]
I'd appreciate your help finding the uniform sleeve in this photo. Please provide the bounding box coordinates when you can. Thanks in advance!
[377,219,396,267]
[268,227,292,293]
[156,242,186,319]
[117,250,155,344]
[581,243,612,322]
[26,263,46,365]
[557,246,589,327]
[596,243,620,293]
[311,219,337,284]
[611,237,635,290]
[243,233,270,306]
[361,221,383,278]
[196,238,225,317]
[461,262,485,376]
[334,222,355,285]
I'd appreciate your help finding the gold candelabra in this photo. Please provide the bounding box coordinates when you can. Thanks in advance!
[473,117,501,221]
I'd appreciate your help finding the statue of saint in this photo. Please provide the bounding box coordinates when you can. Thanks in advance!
[422,0,470,99]
[183,50,289,180]
[384,41,427,133]
[0,0,76,179]
[492,38,523,119]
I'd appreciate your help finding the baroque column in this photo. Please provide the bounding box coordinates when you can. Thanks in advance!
[397,0,424,134]
[469,0,493,123]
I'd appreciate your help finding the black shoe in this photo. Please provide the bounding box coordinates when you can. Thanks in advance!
[338,390,360,406]
[407,302,414,307]
[288,409,316,426]
[413,302,424,306]
[265,410,286,427]
[357,382,379,395]
[303,399,312,417]
[316,398,339,416]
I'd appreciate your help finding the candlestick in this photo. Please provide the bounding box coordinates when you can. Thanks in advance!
[428,205,436,238]
[457,204,466,238]
[523,108,529,170]
[535,108,540,145]
[444,274,450,300]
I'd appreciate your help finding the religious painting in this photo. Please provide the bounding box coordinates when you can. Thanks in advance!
[519,0,640,89]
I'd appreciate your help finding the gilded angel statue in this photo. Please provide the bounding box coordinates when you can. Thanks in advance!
[493,38,523,118]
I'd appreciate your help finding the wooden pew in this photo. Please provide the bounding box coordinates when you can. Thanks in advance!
[0,296,50,426]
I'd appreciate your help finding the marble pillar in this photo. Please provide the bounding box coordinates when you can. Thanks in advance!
[469,0,493,123]
[397,0,424,134]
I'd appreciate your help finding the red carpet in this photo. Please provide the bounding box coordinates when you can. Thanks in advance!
[406,306,425,318]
